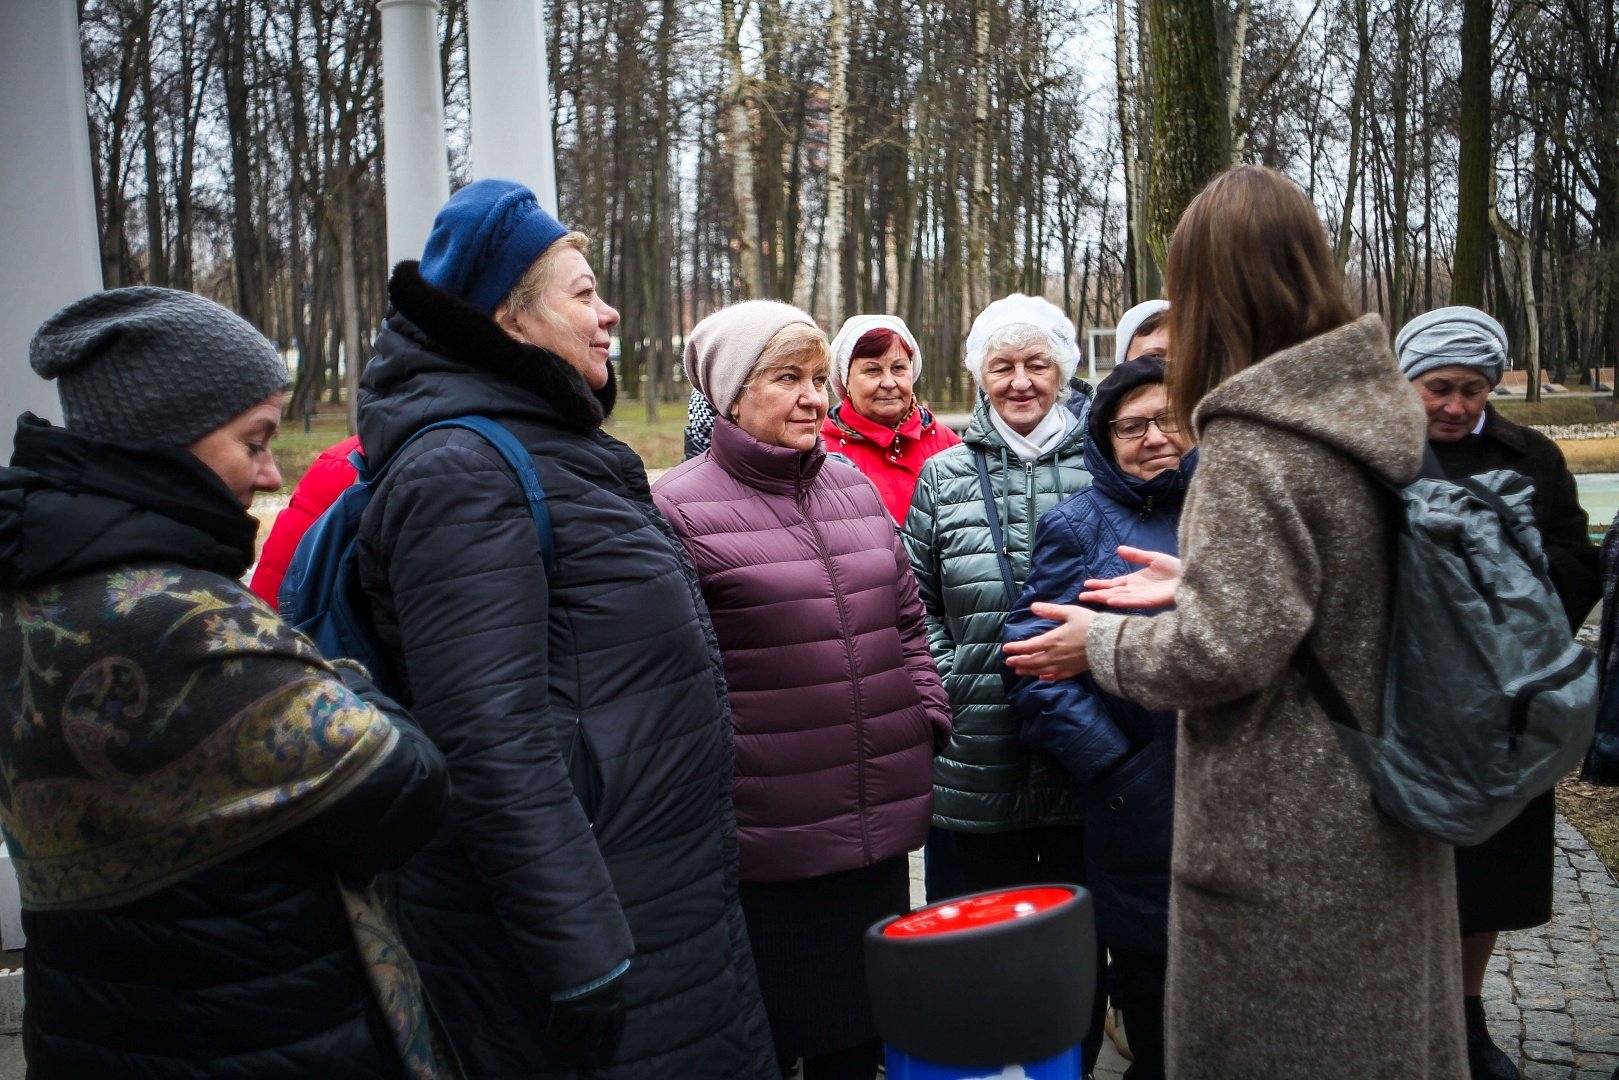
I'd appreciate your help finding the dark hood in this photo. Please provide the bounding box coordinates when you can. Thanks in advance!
[359,261,618,464]
[1083,356,1196,512]
[0,413,257,588]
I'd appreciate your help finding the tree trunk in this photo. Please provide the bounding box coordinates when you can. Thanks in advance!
[1145,0,1230,265]
[968,0,993,314]
[1451,0,1492,306]
[223,0,262,327]
[720,0,761,298]
[824,0,848,328]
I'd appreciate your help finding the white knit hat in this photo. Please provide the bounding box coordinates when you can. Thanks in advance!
[828,314,922,401]
[962,294,1081,383]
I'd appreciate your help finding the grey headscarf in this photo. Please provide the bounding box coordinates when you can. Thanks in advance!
[1394,306,1509,387]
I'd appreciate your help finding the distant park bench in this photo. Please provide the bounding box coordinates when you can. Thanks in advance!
[1496,370,1567,395]
[1591,368,1614,392]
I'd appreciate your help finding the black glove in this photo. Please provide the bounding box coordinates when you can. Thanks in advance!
[545,967,628,1067]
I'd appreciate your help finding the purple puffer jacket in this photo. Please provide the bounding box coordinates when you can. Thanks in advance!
[653,417,952,883]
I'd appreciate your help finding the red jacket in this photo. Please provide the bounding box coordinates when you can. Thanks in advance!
[652,418,951,882]
[820,401,963,523]
[249,434,361,606]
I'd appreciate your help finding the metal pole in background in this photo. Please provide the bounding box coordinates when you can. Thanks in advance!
[0,0,103,462]
[378,0,452,267]
[467,0,559,215]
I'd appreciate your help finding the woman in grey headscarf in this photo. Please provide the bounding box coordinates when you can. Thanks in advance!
[1396,305,1599,1080]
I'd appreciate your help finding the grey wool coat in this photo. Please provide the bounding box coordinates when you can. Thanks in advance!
[1087,316,1467,1080]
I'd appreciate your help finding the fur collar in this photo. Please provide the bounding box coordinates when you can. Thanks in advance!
[386,260,617,432]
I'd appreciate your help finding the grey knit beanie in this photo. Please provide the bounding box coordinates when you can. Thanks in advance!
[29,287,292,445]
[1394,306,1509,388]
[683,300,818,417]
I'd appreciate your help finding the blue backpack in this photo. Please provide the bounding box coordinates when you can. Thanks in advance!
[278,415,554,694]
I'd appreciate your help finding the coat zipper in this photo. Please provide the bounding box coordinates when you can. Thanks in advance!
[798,469,874,864]
[1023,460,1037,584]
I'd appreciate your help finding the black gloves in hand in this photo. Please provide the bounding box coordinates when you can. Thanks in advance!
[545,968,628,1067]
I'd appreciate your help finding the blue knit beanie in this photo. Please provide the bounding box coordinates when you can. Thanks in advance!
[418,179,568,314]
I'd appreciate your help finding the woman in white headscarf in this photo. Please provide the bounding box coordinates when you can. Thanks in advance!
[820,314,962,524]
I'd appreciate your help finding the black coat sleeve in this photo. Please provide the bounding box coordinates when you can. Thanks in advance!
[360,431,634,996]
[1524,433,1600,629]
[281,663,451,881]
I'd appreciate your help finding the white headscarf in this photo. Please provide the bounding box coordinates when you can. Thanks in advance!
[1114,300,1170,365]
[828,314,922,401]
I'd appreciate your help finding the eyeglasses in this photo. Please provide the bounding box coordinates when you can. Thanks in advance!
[1108,412,1181,440]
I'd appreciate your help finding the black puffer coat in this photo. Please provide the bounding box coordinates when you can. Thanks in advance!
[0,416,449,1080]
[356,264,774,1079]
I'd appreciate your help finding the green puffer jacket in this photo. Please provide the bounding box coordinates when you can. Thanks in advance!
[902,391,1094,832]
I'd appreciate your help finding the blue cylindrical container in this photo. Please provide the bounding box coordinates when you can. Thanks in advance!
[884,1045,1083,1079]
[864,885,1096,1080]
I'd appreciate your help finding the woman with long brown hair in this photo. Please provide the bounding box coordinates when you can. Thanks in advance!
[1002,165,1466,1078]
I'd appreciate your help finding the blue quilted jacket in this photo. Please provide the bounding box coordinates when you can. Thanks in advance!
[1003,429,1196,953]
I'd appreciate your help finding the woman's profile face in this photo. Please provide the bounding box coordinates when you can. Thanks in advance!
[186,391,286,508]
[733,355,830,451]
[981,344,1061,436]
[846,338,914,426]
[500,248,620,390]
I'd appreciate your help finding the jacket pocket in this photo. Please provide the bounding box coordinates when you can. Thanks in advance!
[567,717,603,825]
[1082,738,1173,879]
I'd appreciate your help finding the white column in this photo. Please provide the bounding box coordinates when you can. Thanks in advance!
[0,0,102,459]
[467,0,559,215]
[379,0,452,266]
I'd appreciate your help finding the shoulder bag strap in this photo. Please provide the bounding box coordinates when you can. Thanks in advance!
[973,448,1019,606]
[388,415,556,577]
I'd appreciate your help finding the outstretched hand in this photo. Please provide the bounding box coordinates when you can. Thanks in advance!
[1002,602,1098,681]
[1077,546,1181,609]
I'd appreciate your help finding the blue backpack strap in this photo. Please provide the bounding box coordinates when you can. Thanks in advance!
[385,415,555,577]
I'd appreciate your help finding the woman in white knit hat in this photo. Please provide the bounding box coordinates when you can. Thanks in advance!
[899,293,1104,1065]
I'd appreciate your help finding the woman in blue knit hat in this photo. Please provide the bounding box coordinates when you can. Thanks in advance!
[354,179,774,1079]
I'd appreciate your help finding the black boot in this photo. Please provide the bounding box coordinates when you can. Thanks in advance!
[1464,996,1519,1080]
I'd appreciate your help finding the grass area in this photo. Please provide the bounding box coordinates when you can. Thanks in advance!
[271,402,691,492]
[1558,776,1619,873]
[1495,395,1619,427]
[275,412,353,487]
[1557,437,1619,474]
[602,406,689,470]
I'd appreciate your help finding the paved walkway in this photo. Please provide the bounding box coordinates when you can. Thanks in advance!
[1486,819,1619,1079]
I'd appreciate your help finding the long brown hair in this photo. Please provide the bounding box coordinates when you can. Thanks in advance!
[1164,165,1356,427]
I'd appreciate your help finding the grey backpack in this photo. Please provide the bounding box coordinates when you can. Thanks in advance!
[1292,459,1596,847]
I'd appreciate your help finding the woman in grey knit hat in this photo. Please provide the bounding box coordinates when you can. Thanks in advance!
[0,286,454,1079]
